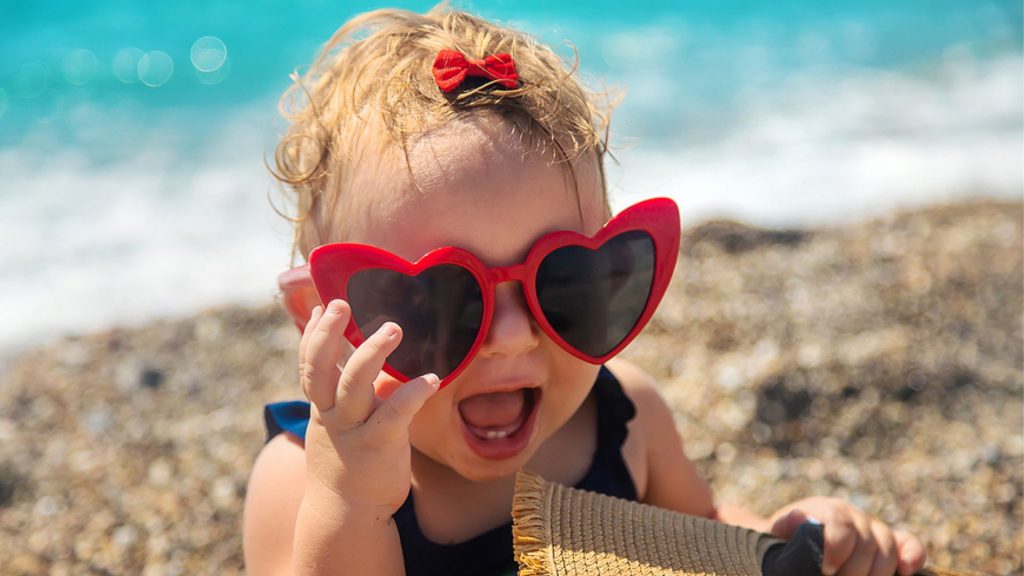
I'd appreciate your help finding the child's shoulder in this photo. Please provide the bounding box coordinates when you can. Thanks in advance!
[603,358,671,500]
[604,358,715,516]
[604,357,677,436]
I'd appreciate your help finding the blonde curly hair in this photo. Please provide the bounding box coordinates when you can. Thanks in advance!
[271,3,615,263]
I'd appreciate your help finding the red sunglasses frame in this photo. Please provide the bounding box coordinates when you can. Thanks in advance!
[277,197,680,387]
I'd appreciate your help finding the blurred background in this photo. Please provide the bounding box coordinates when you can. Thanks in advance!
[0,2,1021,574]
[1,0,1020,355]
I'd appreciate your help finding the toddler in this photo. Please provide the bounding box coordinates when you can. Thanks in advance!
[243,5,927,576]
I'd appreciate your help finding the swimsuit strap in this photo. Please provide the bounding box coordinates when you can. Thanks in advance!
[263,400,311,442]
[262,366,638,576]
[577,364,639,500]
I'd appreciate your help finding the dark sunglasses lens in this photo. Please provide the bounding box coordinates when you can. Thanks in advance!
[536,230,656,357]
[347,265,484,379]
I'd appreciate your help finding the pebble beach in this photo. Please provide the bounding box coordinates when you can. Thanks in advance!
[0,200,1020,575]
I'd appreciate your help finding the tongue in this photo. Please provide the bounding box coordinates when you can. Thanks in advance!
[458,390,527,428]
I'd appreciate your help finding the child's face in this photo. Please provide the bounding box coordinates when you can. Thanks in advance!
[338,115,608,481]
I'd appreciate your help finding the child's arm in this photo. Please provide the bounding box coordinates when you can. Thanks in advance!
[609,359,927,576]
[243,301,439,575]
[243,433,306,575]
[243,431,407,576]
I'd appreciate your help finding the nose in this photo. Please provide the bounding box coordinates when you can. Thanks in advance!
[478,283,540,359]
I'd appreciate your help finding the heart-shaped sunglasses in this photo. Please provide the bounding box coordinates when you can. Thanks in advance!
[277,197,680,388]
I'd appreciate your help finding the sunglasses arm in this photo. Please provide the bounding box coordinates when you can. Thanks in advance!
[278,264,322,332]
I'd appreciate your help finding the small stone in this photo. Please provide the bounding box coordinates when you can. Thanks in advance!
[211,476,236,509]
[1003,434,1024,457]
[113,360,133,389]
[983,444,1002,466]
[905,369,928,391]
[70,449,97,473]
[715,442,738,464]
[714,364,744,392]
[796,341,825,368]
[994,482,1016,504]
[0,418,16,442]
[718,402,752,432]
[10,554,44,574]
[74,532,97,559]
[687,438,714,460]
[148,459,173,487]
[271,325,299,351]
[147,533,170,557]
[27,529,54,554]
[58,340,92,368]
[194,316,223,341]
[0,462,27,507]
[83,408,113,436]
[112,524,140,551]
[33,495,60,517]
[751,421,772,444]
[140,366,165,389]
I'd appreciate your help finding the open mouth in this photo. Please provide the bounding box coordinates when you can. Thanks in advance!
[457,387,540,460]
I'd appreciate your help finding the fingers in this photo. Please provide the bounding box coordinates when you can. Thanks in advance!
[818,513,852,575]
[825,516,903,576]
[838,521,877,576]
[298,304,324,364]
[768,508,809,540]
[299,299,437,443]
[366,373,441,443]
[894,529,926,575]
[823,506,880,573]
[300,300,349,412]
[866,522,899,576]
[773,499,925,576]
[329,320,404,427]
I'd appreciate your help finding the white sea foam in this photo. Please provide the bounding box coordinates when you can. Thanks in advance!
[0,109,294,355]
[0,51,1020,354]
[607,52,1022,223]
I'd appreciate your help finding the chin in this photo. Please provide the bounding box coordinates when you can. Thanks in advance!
[449,451,534,482]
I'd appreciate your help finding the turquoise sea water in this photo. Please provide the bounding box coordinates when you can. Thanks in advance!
[1,1,1021,352]
[2,1,1020,143]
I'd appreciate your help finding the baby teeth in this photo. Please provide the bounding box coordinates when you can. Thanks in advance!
[467,423,519,440]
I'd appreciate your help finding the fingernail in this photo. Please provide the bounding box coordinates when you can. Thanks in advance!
[327,300,344,314]
[310,305,323,320]
[381,322,399,339]
[424,373,440,389]
[806,515,822,525]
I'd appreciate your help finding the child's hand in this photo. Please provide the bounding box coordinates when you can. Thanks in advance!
[298,299,440,514]
[767,498,926,576]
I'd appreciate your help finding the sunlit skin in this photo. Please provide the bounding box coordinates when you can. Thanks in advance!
[243,113,928,576]
[347,118,606,483]
[279,114,615,546]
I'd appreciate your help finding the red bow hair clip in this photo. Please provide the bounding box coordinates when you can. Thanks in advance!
[432,49,520,93]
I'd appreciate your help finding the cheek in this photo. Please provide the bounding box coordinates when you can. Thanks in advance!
[543,360,600,421]
[527,344,601,442]
[407,390,456,457]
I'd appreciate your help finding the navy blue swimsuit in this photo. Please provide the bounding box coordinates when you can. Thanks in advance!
[263,366,638,576]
